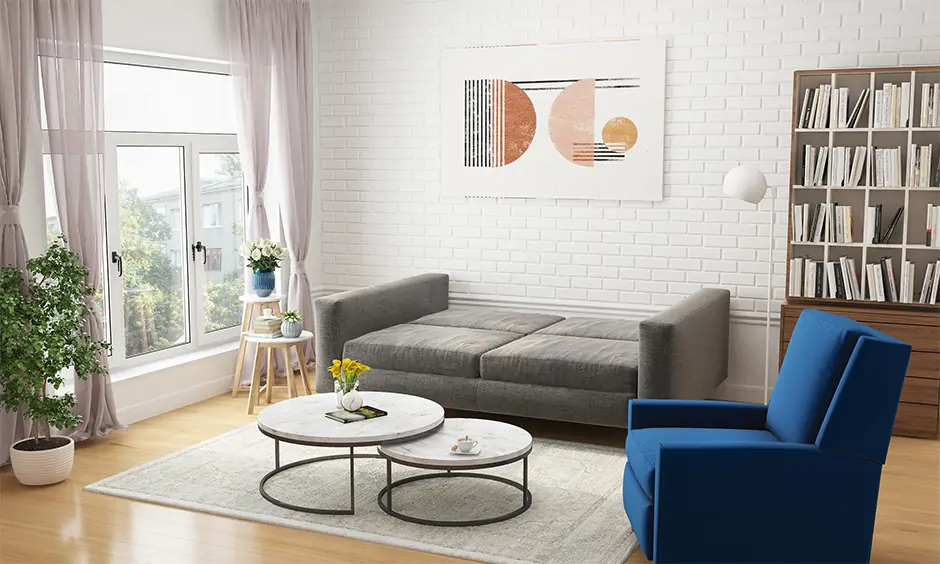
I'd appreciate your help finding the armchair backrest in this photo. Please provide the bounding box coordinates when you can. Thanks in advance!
[816,334,911,464]
[767,310,908,449]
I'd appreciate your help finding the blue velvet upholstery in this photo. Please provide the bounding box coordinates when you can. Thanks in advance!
[622,310,912,563]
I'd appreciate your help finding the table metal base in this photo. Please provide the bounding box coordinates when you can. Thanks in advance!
[258,440,380,515]
[377,456,531,526]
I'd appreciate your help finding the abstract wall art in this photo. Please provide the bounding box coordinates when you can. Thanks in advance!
[442,40,666,201]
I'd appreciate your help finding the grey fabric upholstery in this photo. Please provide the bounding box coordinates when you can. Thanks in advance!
[357,369,480,412]
[410,307,563,334]
[477,380,632,428]
[638,288,731,400]
[314,273,449,392]
[480,335,638,394]
[313,273,731,427]
[344,324,520,379]
[535,317,640,341]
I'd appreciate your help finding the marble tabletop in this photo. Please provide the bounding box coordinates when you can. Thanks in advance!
[378,418,533,468]
[242,330,313,344]
[257,392,445,446]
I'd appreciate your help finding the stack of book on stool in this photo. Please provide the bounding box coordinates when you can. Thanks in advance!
[252,315,282,338]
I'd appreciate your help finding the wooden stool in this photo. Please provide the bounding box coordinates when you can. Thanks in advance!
[232,294,282,397]
[243,330,314,414]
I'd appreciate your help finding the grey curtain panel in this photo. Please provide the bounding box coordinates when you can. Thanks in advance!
[0,0,39,466]
[271,0,315,366]
[225,0,273,242]
[36,0,123,441]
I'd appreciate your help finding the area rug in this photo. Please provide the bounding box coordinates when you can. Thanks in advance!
[85,424,637,564]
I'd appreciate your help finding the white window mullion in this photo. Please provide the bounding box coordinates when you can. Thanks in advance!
[104,140,127,367]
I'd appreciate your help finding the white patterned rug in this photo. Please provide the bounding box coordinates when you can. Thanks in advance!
[85,424,636,564]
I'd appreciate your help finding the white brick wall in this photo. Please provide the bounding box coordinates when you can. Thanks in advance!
[314,0,940,317]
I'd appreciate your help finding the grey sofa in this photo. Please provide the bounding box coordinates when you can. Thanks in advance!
[315,273,730,428]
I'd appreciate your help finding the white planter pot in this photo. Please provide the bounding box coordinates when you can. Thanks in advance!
[9,436,75,486]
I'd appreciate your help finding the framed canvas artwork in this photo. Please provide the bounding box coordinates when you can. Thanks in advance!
[441,39,666,201]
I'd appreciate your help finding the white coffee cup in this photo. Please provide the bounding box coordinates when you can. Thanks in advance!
[456,436,478,452]
[262,308,274,318]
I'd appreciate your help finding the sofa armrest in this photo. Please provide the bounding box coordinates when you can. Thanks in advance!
[628,399,767,432]
[653,442,882,563]
[638,288,730,399]
[314,273,449,392]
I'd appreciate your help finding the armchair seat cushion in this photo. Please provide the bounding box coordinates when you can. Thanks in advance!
[626,427,780,498]
[343,324,520,379]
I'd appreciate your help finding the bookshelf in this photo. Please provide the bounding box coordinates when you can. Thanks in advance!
[782,66,940,440]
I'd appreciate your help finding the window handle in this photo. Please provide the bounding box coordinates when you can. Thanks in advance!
[111,251,123,277]
[191,241,207,264]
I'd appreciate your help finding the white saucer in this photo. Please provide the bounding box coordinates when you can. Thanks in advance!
[449,444,481,456]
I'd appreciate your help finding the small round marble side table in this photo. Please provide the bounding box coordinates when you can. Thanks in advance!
[243,331,314,414]
[256,392,445,514]
[377,418,533,526]
[232,294,283,398]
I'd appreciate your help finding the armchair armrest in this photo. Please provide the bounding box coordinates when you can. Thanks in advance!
[653,442,882,563]
[628,399,767,432]
[314,273,449,392]
[639,288,730,399]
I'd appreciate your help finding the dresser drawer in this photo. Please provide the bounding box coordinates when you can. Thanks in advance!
[908,351,940,380]
[865,323,940,353]
[893,402,939,439]
[900,377,940,406]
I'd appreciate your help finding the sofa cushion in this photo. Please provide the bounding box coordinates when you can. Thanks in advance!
[536,317,639,341]
[409,307,563,334]
[343,324,520,379]
[479,334,638,394]
[626,427,780,498]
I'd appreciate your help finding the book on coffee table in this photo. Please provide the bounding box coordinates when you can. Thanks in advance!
[325,405,388,424]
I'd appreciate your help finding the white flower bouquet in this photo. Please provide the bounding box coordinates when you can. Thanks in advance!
[239,239,286,273]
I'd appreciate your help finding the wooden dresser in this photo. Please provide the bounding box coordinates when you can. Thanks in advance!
[779,302,940,439]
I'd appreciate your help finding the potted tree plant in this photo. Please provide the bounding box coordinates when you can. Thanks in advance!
[0,236,109,486]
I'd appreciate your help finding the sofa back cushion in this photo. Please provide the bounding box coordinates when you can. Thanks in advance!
[766,310,869,444]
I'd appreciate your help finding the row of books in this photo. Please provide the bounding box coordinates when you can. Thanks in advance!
[828,146,866,187]
[863,205,903,245]
[798,86,868,129]
[792,203,853,243]
[873,82,912,129]
[906,144,939,188]
[790,256,940,304]
[928,204,940,248]
[873,146,905,187]
[789,257,860,299]
[920,83,940,128]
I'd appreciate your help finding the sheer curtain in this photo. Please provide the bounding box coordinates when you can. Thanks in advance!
[0,0,39,466]
[271,0,315,364]
[35,0,123,441]
[225,0,273,242]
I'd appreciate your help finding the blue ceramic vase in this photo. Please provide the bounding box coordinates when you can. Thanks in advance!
[251,269,276,297]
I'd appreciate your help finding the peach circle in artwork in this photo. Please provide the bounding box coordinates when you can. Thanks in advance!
[602,117,638,153]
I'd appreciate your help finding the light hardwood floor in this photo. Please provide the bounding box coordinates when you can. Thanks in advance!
[1,391,939,564]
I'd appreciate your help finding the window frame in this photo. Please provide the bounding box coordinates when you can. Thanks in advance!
[41,54,250,371]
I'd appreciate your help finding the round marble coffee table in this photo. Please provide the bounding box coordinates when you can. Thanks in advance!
[256,392,444,514]
[377,418,533,526]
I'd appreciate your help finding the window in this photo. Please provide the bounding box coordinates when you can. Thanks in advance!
[206,248,222,271]
[42,59,248,368]
[202,202,223,228]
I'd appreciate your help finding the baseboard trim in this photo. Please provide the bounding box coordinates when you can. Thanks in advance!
[116,373,233,426]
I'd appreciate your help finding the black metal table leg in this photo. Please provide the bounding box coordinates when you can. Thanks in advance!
[349,446,355,513]
[386,458,393,512]
[274,439,280,469]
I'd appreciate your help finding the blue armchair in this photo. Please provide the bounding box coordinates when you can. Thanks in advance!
[622,309,912,563]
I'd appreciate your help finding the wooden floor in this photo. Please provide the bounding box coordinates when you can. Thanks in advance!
[1,392,939,564]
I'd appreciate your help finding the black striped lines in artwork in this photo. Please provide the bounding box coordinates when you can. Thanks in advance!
[464,78,507,168]
[516,78,640,91]
[572,142,627,163]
